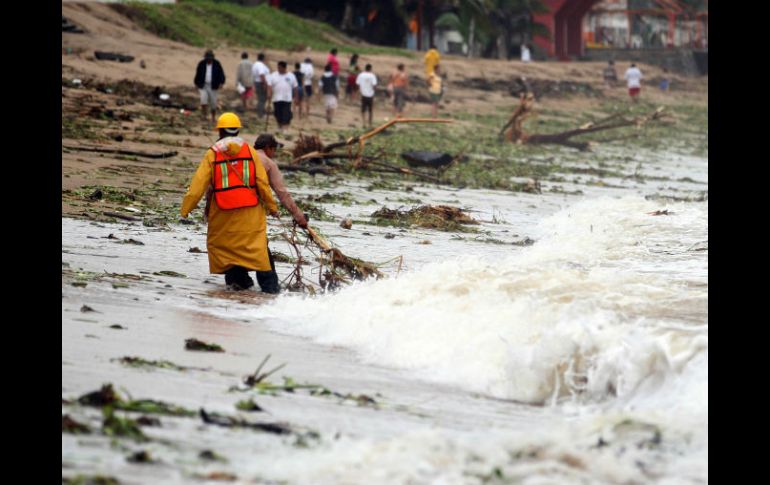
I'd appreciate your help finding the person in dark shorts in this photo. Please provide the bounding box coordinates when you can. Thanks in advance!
[292,62,305,118]
[266,61,298,132]
[356,63,377,128]
[389,63,409,117]
[299,57,314,118]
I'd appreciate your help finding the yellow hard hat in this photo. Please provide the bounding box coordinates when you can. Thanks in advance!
[215,112,242,130]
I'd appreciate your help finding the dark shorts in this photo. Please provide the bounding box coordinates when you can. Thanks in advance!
[296,87,304,100]
[629,87,641,96]
[393,87,406,110]
[304,85,313,97]
[361,95,374,113]
[273,101,293,126]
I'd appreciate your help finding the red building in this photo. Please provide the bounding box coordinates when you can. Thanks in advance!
[533,0,708,60]
[534,0,602,60]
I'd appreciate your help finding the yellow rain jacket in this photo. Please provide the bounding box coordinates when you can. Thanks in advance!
[180,137,278,273]
[423,48,440,76]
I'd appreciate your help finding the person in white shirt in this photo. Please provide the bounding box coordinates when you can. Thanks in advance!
[624,63,643,102]
[252,53,271,117]
[266,61,298,132]
[521,43,531,63]
[299,57,314,118]
[356,63,377,128]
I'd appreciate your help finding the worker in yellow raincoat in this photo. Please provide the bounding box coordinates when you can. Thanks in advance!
[180,112,278,291]
[423,44,440,76]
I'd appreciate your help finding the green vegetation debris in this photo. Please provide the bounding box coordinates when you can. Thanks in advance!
[370,205,479,232]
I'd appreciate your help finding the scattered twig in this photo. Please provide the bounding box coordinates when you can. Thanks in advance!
[61,145,178,159]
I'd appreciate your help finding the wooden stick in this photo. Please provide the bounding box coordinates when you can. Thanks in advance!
[63,145,178,159]
[103,211,141,221]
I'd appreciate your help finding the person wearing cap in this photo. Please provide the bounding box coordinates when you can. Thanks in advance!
[194,50,226,123]
[180,112,278,291]
[253,133,309,293]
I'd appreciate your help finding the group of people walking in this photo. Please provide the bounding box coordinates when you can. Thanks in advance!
[195,46,447,132]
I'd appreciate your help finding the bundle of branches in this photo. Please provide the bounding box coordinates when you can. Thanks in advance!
[278,222,391,292]
[287,119,453,183]
[306,227,386,290]
[371,205,479,231]
[291,133,324,160]
[499,94,669,151]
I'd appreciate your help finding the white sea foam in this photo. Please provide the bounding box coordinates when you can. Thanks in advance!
[259,196,707,408]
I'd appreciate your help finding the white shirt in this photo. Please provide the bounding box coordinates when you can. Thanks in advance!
[356,71,377,97]
[267,71,298,102]
[624,67,643,88]
[252,61,270,83]
[521,46,531,63]
[204,63,212,85]
[299,62,314,86]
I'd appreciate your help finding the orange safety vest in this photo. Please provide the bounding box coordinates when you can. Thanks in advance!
[211,143,259,210]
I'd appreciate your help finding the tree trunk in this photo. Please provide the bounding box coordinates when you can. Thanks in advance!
[467,17,475,58]
[501,99,668,151]
[340,1,353,30]
[496,34,508,59]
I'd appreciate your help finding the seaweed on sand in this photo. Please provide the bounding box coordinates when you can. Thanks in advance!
[370,205,479,232]
[77,384,196,417]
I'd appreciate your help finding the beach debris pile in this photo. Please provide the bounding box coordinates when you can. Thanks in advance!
[280,224,388,292]
[283,118,453,183]
[371,204,479,231]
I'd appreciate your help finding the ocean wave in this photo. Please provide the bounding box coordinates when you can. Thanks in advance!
[259,196,708,405]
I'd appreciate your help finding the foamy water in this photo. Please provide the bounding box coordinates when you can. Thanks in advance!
[222,194,708,483]
[63,159,707,483]
[259,196,707,406]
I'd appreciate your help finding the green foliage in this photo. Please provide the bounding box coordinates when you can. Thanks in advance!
[112,0,412,57]
[102,407,147,441]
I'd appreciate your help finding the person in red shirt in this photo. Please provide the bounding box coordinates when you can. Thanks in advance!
[327,48,340,77]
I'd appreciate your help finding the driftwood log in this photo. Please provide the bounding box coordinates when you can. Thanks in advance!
[62,145,178,159]
[290,118,453,165]
[500,94,668,151]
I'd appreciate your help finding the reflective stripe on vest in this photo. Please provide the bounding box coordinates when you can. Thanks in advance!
[211,143,259,210]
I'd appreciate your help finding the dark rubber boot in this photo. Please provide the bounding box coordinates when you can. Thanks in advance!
[225,266,254,290]
[256,248,280,294]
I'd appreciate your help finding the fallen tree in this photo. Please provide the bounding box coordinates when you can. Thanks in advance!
[499,93,669,151]
[291,118,452,162]
[286,119,453,183]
